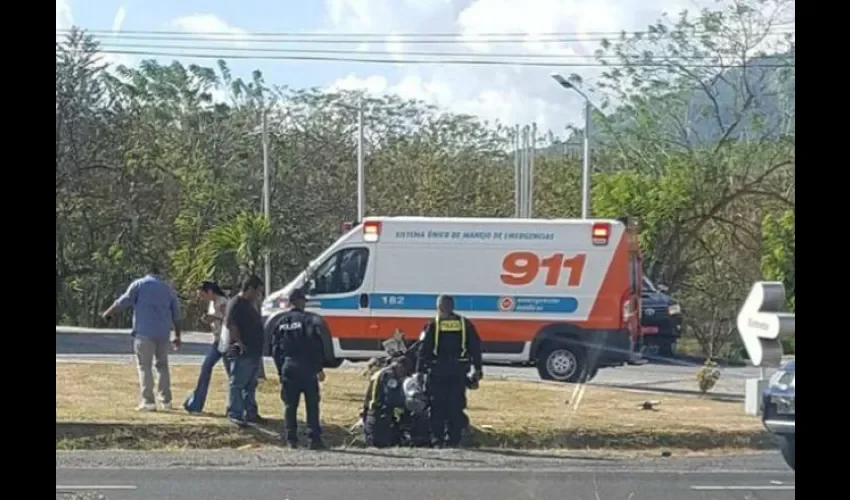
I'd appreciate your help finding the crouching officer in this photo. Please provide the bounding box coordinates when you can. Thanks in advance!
[362,357,413,448]
[417,295,483,447]
[271,288,327,450]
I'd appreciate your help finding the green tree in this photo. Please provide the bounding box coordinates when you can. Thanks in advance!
[761,209,795,311]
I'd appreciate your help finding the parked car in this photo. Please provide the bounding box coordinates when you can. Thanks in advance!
[639,276,683,357]
[761,359,795,470]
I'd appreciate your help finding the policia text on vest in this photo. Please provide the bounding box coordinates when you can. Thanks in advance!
[417,307,483,448]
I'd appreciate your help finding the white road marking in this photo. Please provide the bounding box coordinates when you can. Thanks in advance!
[56,466,794,474]
[690,485,795,491]
[56,485,138,490]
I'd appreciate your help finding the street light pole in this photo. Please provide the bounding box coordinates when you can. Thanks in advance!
[550,72,593,219]
[261,107,271,296]
[581,100,590,220]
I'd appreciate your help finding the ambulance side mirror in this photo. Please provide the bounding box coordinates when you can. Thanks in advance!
[307,279,317,296]
[657,284,669,293]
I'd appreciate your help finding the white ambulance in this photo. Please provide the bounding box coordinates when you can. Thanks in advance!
[262,216,642,383]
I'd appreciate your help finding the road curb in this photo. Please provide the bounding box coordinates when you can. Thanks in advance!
[56,421,776,453]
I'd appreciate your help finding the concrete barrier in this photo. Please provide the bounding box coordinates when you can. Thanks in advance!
[56,326,207,336]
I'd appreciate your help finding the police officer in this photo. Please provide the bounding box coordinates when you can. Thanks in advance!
[270,288,326,450]
[417,294,483,447]
[362,357,412,448]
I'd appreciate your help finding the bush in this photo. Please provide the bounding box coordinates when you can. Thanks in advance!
[696,359,721,395]
[781,336,795,355]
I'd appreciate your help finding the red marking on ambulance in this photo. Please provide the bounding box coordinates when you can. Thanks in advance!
[498,296,515,312]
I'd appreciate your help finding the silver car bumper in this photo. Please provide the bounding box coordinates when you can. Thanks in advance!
[763,419,795,435]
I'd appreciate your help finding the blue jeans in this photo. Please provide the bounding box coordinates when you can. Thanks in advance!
[227,355,261,421]
[184,341,231,413]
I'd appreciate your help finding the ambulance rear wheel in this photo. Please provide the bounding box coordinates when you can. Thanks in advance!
[537,342,588,383]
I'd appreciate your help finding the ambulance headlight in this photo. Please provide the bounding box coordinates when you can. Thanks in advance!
[668,303,681,316]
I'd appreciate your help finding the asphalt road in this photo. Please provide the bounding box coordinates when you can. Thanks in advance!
[56,330,760,396]
[56,452,794,500]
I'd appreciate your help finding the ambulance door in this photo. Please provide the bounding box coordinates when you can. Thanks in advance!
[306,244,379,356]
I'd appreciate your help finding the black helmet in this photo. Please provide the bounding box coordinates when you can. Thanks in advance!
[288,288,307,303]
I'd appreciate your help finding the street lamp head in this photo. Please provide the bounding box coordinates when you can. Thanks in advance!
[550,72,572,89]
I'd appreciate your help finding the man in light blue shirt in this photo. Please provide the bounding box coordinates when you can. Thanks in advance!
[102,265,183,411]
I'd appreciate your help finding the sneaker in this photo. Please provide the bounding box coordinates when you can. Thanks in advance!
[228,417,248,428]
[308,440,327,450]
[247,415,268,425]
[183,403,200,415]
[160,402,173,411]
[137,403,157,412]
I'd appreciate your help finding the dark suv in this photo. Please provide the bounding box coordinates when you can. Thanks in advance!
[639,277,683,357]
[761,359,795,470]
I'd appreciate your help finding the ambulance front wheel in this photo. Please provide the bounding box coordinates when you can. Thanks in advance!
[536,342,589,383]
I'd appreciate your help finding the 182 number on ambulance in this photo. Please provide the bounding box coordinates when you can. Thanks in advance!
[500,251,586,287]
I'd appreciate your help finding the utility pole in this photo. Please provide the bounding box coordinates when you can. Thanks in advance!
[261,107,271,296]
[357,96,365,222]
[519,126,528,219]
[513,126,520,218]
[581,100,591,219]
[528,123,536,218]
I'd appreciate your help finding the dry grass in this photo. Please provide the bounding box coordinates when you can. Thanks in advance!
[56,362,772,451]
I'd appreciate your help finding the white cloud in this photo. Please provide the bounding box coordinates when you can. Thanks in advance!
[322,0,788,135]
[170,13,252,57]
[56,0,73,30]
[385,33,405,61]
[55,1,135,69]
[330,74,391,95]
[111,6,127,33]
[171,13,249,41]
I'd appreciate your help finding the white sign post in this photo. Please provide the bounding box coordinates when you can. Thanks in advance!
[736,281,795,415]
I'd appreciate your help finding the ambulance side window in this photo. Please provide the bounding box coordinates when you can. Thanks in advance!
[312,247,370,295]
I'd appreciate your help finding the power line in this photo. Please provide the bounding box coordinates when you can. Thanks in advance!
[56,29,794,45]
[67,48,794,69]
[78,41,769,61]
[77,41,795,63]
[55,26,796,38]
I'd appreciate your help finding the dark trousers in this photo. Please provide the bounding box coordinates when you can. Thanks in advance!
[399,411,432,447]
[281,363,321,443]
[428,372,468,446]
[184,341,231,413]
[227,355,260,421]
[363,409,396,448]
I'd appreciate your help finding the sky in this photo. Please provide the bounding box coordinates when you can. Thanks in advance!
[56,0,776,135]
